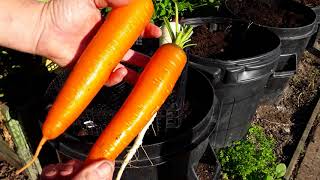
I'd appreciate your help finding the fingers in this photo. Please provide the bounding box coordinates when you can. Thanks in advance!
[65,160,83,176]
[123,68,139,85]
[105,64,139,86]
[92,0,129,9]
[41,164,58,180]
[41,160,114,180]
[122,49,150,67]
[41,160,83,180]
[141,23,162,38]
[72,160,115,180]
[105,65,128,87]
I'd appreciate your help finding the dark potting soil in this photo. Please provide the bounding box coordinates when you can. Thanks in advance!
[189,24,273,60]
[190,24,256,60]
[190,25,228,59]
[253,51,320,165]
[300,0,320,7]
[227,0,306,28]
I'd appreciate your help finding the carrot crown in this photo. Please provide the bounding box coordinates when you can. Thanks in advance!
[163,1,195,49]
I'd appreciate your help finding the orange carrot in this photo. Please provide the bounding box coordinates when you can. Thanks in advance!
[85,7,195,163]
[16,0,154,174]
[85,43,187,163]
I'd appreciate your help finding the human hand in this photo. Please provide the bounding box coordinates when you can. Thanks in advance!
[41,159,114,180]
[37,0,161,86]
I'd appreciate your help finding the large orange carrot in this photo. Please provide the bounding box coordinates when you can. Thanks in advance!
[85,6,195,163]
[16,0,154,174]
[85,43,186,162]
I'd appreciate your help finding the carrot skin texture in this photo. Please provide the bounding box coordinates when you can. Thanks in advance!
[42,0,154,140]
[85,44,187,163]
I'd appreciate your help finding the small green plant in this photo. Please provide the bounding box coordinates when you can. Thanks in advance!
[219,125,286,180]
[152,0,220,25]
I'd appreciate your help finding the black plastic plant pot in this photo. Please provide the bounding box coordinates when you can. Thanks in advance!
[181,17,281,148]
[132,38,159,57]
[223,0,317,103]
[41,67,220,180]
[307,5,320,49]
[313,6,320,25]
[314,5,320,38]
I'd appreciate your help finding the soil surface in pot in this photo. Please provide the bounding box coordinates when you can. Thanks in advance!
[300,0,320,7]
[189,24,269,60]
[227,0,306,28]
[189,25,228,58]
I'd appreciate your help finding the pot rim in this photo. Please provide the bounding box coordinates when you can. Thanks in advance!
[181,17,281,66]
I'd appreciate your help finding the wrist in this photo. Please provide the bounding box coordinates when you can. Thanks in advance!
[31,2,48,56]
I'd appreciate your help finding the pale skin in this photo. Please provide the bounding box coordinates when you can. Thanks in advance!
[0,0,161,179]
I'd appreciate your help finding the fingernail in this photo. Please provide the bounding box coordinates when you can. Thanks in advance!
[155,28,162,37]
[97,161,113,177]
[59,165,73,176]
[45,168,57,177]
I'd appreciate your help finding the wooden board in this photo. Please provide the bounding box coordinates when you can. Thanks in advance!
[0,103,42,180]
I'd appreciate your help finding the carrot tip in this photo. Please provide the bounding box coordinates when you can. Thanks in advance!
[16,137,47,175]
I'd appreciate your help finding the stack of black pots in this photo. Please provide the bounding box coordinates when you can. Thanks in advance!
[182,0,317,149]
[182,17,281,148]
[222,0,317,102]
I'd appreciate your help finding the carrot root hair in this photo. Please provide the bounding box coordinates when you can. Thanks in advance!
[116,113,157,180]
[16,137,47,175]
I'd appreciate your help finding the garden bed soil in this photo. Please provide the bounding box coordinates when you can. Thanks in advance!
[195,163,216,180]
[0,161,27,180]
[0,118,26,180]
[226,0,306,28]
[253,51,320,165]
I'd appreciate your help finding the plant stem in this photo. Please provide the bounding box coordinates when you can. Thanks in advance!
[162,1,195,49]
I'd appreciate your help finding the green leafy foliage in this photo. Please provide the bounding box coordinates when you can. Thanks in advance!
[219,125,286,180]
[275,163,286,178]
[152,0,220,25]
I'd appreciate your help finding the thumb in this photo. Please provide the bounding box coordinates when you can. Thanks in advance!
[72,160,115,180]
[92,0,129,9]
